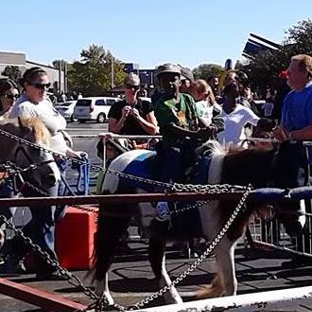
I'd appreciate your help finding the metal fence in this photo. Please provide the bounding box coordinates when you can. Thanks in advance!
[249,214,312,258]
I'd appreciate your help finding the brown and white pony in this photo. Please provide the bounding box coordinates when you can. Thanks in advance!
[0,117,52,166]
[0,117,54,248]
[93,141,308,305]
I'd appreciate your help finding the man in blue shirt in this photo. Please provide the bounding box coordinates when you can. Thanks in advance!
[274,54,312,267]
[275,54,312,141]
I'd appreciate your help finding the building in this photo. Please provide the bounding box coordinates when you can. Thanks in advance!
[0,51,65,92]
[123,62,155,87]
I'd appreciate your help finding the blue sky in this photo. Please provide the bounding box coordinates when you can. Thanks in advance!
[0,0,310,70]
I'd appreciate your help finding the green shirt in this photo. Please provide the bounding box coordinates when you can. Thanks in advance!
[155,93,199,144]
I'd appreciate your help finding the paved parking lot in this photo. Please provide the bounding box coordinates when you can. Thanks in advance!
[0,241,312,311]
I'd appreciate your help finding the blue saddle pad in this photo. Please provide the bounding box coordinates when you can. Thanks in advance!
[120,151,211,239]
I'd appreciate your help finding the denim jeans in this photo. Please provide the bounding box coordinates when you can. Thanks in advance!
[0,180,17,223]
[11,182,59,274]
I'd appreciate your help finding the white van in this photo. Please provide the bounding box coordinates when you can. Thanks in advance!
[73,97,120,123]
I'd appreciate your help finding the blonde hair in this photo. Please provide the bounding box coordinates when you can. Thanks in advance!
[291,54,312,77]
[192,79,216,105]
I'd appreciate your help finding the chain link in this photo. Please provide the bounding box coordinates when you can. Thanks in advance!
[0,128,252,311]
[0,214,102,298]
[0,128,247,194]
[131,185,252,310]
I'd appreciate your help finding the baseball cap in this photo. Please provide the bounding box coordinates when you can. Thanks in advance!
[156,63,181,77]
[178,65,194,82]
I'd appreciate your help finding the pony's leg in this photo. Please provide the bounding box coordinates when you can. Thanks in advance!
[196,239,237,299]
[215,240,237,296]
[94,208,131,303]
[148,238,183,304]
[0,228,5,249]
[94,274,114,305]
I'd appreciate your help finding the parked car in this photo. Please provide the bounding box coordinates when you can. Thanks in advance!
[138,96,151,103]
[55,101,77,122]
[73,97,120,123]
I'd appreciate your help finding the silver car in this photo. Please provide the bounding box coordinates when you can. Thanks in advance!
[55,101,77,122]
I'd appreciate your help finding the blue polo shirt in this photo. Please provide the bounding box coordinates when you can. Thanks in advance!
[281,82,312,164]
[281,82,312,131]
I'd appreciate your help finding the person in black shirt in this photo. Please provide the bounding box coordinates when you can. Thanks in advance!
[108,73,158,148]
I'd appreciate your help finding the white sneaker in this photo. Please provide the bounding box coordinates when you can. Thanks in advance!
[155,202,171,221]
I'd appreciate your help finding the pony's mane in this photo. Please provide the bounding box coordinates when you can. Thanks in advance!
[202,140,227,157]
[0,117,50,146]
[201,140,274,158]
[19,118,51,146]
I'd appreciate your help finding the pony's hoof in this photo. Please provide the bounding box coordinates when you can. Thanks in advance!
[196,286,224,299]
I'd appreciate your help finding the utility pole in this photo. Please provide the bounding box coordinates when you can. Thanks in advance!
[58,60,62,93]
[111,56,114,89]
[150,71,153,86]
[64,62,68,93]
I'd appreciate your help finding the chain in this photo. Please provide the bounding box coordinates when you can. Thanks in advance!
[130,185,252,310]
[0,129,252,311]
[0,128,247,194]
[0,215,104,301]
[0,175,251,312]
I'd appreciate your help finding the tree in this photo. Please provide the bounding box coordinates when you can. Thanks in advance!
[241,19,312,93]
[52,45,126,96]
[192,64,224,80]
[52,59,67,70]
[1,66,21,80]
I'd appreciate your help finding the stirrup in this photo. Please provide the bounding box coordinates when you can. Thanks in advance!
[155,202,171,222]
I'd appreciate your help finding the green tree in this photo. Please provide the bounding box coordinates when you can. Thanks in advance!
[52,45,126,96]
[52,59,67,70]
[192,64,224,80]
[70,45,125,96]
[1,66,21,80]
[241,19,312,93]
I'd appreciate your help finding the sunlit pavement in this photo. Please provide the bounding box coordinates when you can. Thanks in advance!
[0,242,312,311]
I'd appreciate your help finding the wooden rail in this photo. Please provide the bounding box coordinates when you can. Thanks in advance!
[0,278,87,312]
[0,191,247,208]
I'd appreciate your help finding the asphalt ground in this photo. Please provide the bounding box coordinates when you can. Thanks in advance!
[0,242,312,311]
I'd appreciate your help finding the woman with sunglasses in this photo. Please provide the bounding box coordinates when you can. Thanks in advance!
[0,78,19,118]
[9,67,84,280]
[108,73,158,148]
[0,79,19,255]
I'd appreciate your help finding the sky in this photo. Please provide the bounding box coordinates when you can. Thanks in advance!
[0,0,311,70]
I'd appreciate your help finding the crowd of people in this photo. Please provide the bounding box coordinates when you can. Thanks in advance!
[0,53,312,277]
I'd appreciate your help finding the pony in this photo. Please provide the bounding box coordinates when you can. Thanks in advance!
[0,117,51,165]
[93,140,308,306]
[0,117,55,251]
[0,117,59,191]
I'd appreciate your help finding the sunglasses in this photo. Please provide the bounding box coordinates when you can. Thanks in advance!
[3,94,19,100]
[126,84,140,91]
[28,82,51,90]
